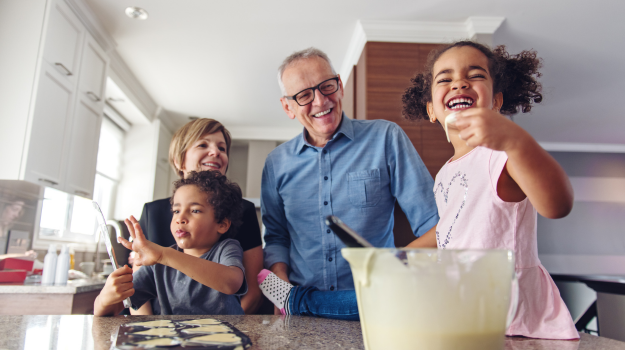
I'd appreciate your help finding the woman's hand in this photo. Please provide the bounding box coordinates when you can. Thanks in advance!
[454,108,530,153]
[119,216,165,267]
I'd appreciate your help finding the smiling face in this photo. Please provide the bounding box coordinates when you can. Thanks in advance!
[180,131,229,178]
[170,185,230,256]
[427,46,501,125]
[280,56,344,147]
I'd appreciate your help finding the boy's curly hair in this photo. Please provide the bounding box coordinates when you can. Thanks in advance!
[402,41,543,121]
[170,170,243,239]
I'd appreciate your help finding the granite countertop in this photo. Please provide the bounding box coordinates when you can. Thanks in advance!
[1,314,625,350]
[0,278,105,294]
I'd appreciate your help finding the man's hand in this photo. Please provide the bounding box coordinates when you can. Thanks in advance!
[119,215,165,267]
[97,265,134,308]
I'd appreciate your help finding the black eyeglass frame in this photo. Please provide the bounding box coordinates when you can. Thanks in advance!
[284,76,341,106]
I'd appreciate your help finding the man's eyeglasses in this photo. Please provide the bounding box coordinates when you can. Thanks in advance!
[284,76,340,106]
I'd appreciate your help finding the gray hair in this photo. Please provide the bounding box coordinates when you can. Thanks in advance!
[277,47,337,96]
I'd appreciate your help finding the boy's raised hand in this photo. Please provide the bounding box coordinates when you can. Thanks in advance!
[99,265,134,307]
[119,215,165,267]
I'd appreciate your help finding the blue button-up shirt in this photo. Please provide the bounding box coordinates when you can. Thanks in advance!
[261,114,438,291]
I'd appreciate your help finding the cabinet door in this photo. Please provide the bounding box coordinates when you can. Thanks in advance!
[77,34,108,111]
[23,66,74,188]
[64,99,102,199]
[41,0,83,85]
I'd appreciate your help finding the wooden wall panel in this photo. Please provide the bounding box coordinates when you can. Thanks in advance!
[359,41,454,179]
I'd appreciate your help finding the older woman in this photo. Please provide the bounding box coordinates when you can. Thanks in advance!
[137,119,263,314]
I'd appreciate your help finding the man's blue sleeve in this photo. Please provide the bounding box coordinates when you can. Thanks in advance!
[387,124,439,237]
[260,155,291,269]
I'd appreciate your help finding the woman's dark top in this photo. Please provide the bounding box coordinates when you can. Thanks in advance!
[138,198,262,252]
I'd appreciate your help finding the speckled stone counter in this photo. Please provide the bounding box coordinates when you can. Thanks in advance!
[0,278,105,294]
[0,279,105,315]
[1,315,624,350]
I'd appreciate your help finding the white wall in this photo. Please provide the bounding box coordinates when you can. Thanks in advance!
[538,152,625,274]
[114,120,160,219]
[0,1,47,179]
[246,141,277,198]
[227,144,249,196]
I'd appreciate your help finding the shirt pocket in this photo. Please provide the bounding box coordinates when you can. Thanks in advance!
[347,169,381,207]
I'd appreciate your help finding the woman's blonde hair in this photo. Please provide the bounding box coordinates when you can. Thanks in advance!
[169,118,232,178]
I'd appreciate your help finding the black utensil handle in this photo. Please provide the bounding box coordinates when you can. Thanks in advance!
[325,215,374,248]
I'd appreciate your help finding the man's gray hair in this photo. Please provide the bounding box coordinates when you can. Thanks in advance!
[277,47,337,96]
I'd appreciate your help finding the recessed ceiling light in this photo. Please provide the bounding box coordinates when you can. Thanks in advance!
[125,7,148,20]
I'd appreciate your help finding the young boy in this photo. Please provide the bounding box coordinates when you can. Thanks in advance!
[94,170,247,316]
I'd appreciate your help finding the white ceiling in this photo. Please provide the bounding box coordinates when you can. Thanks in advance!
[84,0,625,145]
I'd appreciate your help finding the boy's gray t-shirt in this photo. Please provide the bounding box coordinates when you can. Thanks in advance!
[130,238,247,315]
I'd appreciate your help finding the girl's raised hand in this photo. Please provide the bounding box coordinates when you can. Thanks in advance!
[454,108,530,152]
[119,216,165,267]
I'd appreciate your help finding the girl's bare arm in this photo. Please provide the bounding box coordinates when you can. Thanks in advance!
[504,130,573,218]
[456,108,573,219]
[405,225,438,248]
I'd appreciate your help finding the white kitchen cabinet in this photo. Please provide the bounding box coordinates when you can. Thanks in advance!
[76,35,108,111]
[65,34,109,198]
[64,98,103,198]
[22,65,75,189]
[41,0,83,86]
[0,0,108,199]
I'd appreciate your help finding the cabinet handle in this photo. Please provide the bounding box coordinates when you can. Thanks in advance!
[38,178,58,186]
[75,190,91,197]
[86,92,101,102]
[54,63,73,76]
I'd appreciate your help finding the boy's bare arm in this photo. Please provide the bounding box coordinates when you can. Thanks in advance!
[405,225,437,248]
[160,249,244,295]
[119,217,244,295]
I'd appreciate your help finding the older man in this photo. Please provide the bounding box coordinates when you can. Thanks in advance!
[259,47,438,319]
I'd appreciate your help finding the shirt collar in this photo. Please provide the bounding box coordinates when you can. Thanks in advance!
[294,112,354,154]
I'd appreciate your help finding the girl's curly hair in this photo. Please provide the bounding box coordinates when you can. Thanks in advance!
[171,170,243,239]
[402,41,543,121]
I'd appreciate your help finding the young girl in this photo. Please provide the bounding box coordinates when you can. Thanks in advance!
[403,41,578,340]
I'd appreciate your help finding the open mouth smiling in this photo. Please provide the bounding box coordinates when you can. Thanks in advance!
[313,108,332,118]
[201,162,221,170]
[446,97,474,110]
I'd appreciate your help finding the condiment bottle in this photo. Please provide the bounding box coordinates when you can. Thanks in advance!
[42,244,58,285]
[69,246,75,270]
[54,245,70,285]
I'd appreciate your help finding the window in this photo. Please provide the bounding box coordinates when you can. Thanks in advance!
[37,117,125,245]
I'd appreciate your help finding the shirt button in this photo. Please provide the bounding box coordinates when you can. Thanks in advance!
[326,229,331,233]
[324,201,328,205]
[330,286,335,291]
[324,176,328,180]
[323,150,327,154]
[328,257,333,262]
